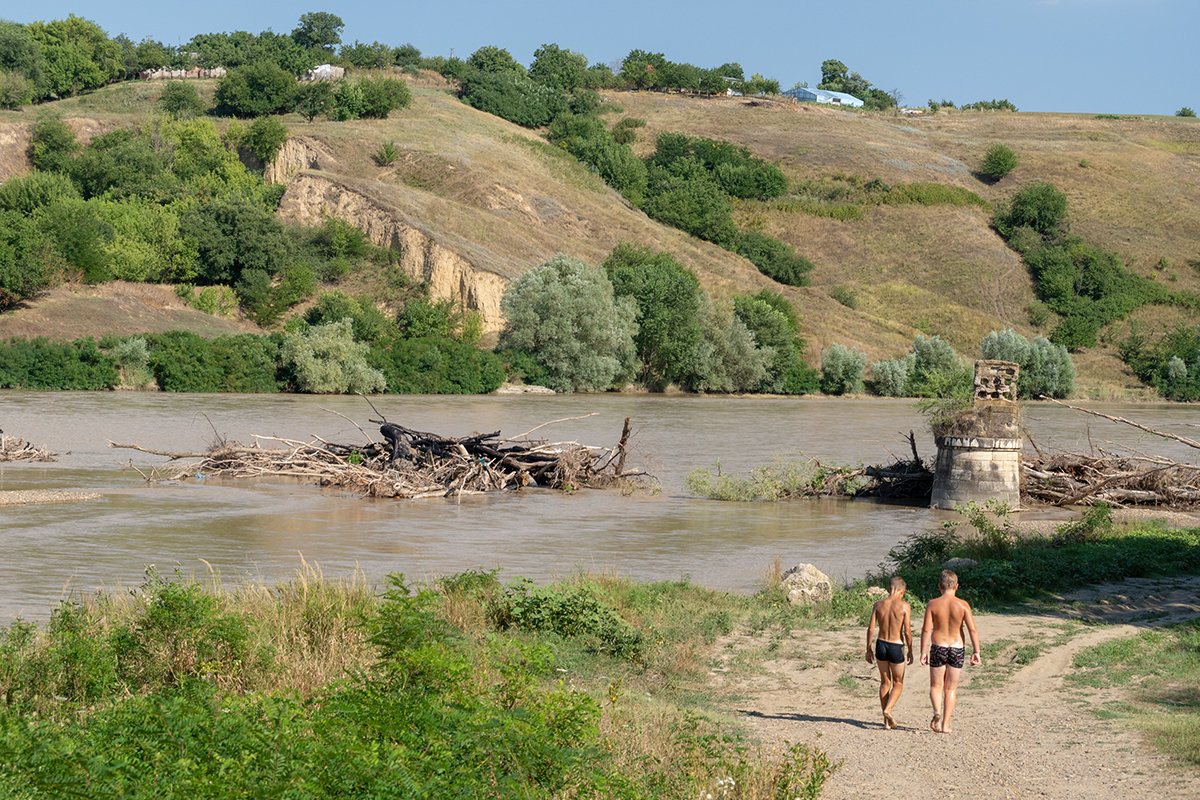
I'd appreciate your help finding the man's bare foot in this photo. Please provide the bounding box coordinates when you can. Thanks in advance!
[940,725,952,734]
[883,711,895,729]
[930,712,942,732]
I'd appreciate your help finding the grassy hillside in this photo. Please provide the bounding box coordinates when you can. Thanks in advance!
[3,76,1199,397]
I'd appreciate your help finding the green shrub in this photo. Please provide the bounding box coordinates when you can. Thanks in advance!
[369,336,504,394]
[242,116,288,164]
[357,75,412,118]
[734,231,814,286]
[280,318,385,394]
[611,116,645,145]
[980,328,1075,398]
[158,81,206,119]
[304,291,394,342]
[979,143,1018,181]
[459,69,568,128]
[830,284,858,309]
[29,117,78,174]
[819,343,867,395]
[1176,107,1197,118]
[545,113,647,204]
[0,336,119,390]
[995,181,1068,237]
[488,579,644,660]
[372,140,399,166]
[0,211,57,308]
[0,70,33,109]
[0,171,79,215]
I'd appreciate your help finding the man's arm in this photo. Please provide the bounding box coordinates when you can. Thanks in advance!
[903,603,914,664]
[919,604,933,665]
[964,602,981,666]
[865,602,878,664]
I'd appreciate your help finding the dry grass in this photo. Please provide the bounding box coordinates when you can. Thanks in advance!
[3,81,1199,395]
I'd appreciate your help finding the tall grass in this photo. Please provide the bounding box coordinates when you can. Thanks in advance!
[0,563,844,799]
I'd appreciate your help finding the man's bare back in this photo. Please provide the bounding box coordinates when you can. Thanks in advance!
[865,576,912,729]
[920,570,981,734]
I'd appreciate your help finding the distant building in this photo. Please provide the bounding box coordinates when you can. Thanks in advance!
[303,64,346,82]
[781,87,864,108]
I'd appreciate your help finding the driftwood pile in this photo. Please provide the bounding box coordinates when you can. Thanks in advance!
[0,433,56,463]
[110,414,640,500]
[1018,399,1200,509]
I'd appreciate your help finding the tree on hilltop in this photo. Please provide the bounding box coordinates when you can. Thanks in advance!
[291,12,344,52]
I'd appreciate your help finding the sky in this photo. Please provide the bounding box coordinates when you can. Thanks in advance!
[9,0,1198,115]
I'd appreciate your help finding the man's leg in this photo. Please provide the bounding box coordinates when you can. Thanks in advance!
[884,660,905,726]
[876,661,893,726]
[941,666,962,733]
[928,664,945,732]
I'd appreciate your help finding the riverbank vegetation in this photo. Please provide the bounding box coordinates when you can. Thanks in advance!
[1069,618,1200,766]
[0,564,840,799]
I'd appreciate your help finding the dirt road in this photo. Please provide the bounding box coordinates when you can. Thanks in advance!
[714,576,1200,799]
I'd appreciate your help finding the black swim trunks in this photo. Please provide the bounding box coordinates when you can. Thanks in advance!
[929,643,965,669]
[874,639,905,664]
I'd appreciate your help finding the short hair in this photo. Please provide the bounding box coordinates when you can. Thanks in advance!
[938,570,958,590]
[889,576,906,592]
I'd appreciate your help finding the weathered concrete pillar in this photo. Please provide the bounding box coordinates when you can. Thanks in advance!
[930,360,1022,510]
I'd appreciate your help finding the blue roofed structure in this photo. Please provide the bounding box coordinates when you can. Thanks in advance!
[782,87,864,108]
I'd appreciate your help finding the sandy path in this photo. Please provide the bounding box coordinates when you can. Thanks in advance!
[713,576,1200,800]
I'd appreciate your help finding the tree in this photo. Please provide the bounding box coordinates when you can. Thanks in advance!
[529,43,588,93]
[0,21,46,95]
[980,328,1074,398]
[339,40,396,69]
[733,291,816,394]
[620,49,667,91]
[214,61,297,117]
[466,45,525,77]
[602,242,704,386]
[689,297,770,393]
[1177,107,1197,117]
[499,254,637,392]
[179,194,291,285]
[820,343,867,395]
[292,80,334,121]
[159,81,206,119]
[27,16,121,99]
[291,12,344,52]
[979,143,1018,181]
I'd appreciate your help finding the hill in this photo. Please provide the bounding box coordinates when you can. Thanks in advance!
[2,76,1199,397]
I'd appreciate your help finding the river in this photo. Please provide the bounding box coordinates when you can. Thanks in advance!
[1,392,1197,622]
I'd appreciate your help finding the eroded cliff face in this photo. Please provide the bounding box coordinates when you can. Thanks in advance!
[277,173,508,333]
[264,136,339,185]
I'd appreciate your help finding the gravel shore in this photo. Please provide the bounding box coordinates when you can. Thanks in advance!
[0,490,102,506]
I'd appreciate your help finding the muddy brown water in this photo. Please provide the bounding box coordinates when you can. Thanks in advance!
[1,392,1198,622]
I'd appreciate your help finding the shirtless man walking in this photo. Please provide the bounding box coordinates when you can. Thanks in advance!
[920,570,981,734]
[865,576,913,729]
